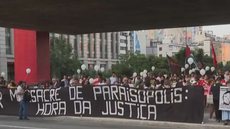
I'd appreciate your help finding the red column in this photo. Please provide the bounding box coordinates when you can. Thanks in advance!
[14,29,50,84]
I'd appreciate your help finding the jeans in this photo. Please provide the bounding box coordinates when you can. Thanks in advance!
[19,100,29,119]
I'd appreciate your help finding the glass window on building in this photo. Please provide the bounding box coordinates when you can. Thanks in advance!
[100,64,107,69]
[120,47,126,50]
[7,62,14,81]
[120,39,126,43]
[159,47,162,51]
[5,28,12,55]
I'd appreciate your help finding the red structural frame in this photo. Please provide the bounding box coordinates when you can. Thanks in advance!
[14,29,50,84]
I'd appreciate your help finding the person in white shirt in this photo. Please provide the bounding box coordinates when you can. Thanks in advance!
[109,72,118,85]
[16,81,29,120]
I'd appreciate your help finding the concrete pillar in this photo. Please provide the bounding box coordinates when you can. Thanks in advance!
[113,33,117,59]
[0,28,7,80]
[95,33,100,65]
[89,34,94,59]
[102,33,106,59]
[107,32,112,69]
[83,34,88,67]
[14,29,50,84]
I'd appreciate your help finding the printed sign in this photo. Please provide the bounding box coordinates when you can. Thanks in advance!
[219,86,230,111]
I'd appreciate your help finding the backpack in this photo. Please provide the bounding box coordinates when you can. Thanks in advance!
[23,90,32,102]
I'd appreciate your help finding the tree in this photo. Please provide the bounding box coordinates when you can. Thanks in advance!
[174,48,186,66]
[50,37,81,78]
[113,53,169,76]
[112,64,133,78]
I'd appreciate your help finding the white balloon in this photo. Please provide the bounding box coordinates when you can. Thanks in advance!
[185,64,189,69]
[77,69,81,74]
[26,68,31,74]
[140,72,143,76]
[151,66,155,71]
[94,65,100,71]
[211,67,215,72]
[133,72,137,77]
[187,57,194,65]
[100,67,105,72]
[205,66,210,71]
[200,69,206,76]
[181,67,185,72]
[81,64,86,70]
[192,68,196,73]
[189,70,193,75]
[89,78,94,84]
[0,72,5,77]
[143,73,147,78]
[143,69,148,74]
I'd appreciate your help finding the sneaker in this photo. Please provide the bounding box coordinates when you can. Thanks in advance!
[18,117,23,120]
[24,118,30,120]
[224,121,228,125]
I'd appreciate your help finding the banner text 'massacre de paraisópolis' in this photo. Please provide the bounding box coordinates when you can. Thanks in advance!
[0,85,204,123]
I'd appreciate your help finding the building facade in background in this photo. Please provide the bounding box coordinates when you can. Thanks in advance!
[0,27,14,81]
[146,27,203,57]
[1,26,230,81]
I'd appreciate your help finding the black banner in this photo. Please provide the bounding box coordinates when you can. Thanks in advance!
[0,85,204,123]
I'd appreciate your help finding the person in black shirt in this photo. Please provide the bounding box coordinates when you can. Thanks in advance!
[210,77,222,122]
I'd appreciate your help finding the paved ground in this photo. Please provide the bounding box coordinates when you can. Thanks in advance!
[0,107,228,129]
[0,114,229,129]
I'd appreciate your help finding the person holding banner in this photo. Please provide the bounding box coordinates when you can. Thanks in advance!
[15,81,29,120]
[198,75,210,107]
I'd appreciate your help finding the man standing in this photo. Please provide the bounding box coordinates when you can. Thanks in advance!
[109,72,118,85]
[210,77,222,122]
[16,81,29,120]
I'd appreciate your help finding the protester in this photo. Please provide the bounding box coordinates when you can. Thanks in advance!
[109,72,118,85]
[61,75,69,87]
[122,77,129,87]
[51,78,60,88]
[211,77,222,122]
[207,79,215,120]
[7,80,17,88]
[70,75,79,86]
[15,81,30,120]
[0,76,6,88]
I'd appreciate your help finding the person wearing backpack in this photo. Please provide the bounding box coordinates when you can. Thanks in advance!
[16,81,30,120]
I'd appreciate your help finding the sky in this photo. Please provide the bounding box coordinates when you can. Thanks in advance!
[203,24,230,37]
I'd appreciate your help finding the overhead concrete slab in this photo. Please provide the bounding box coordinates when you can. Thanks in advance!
[0,0,230,34]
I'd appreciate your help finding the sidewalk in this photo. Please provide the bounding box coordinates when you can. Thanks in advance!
[0,107,229,129]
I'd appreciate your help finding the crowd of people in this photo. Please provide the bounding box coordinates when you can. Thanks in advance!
[0,70,230,125]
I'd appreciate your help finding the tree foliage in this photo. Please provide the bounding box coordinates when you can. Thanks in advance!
[50,37,81,78]
[113,53,169,76]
